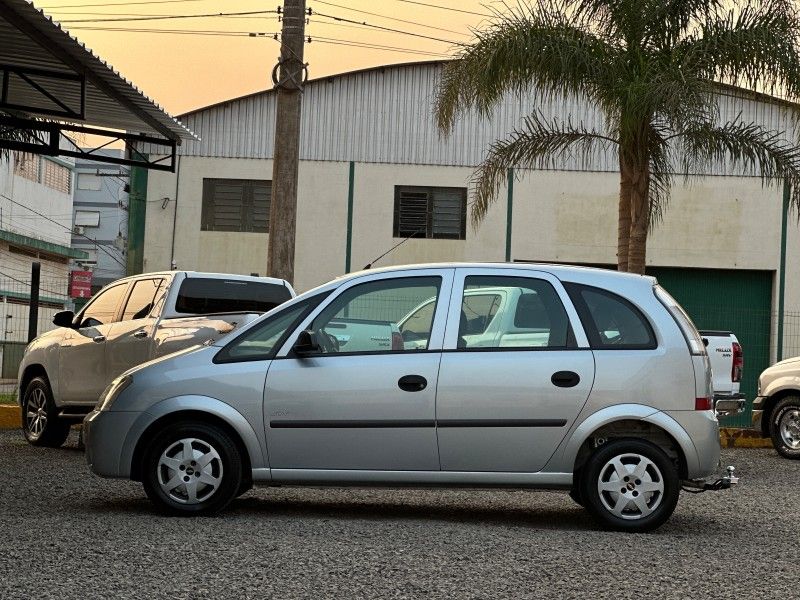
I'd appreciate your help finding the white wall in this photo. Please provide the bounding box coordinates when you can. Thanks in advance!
[0,156,74,247]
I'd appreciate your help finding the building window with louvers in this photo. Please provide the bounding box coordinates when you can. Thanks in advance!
[393,186,467,240]
[201,178,271,232]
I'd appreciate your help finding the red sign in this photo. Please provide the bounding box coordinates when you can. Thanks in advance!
[69,270,93,298]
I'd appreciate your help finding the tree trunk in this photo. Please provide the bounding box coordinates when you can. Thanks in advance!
[627,160,650,275]
[617,149,632,271]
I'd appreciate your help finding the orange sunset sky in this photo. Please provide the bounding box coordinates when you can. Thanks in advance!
[32,0,502,117]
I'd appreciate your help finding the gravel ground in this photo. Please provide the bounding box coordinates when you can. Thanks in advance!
[0,429,797,600]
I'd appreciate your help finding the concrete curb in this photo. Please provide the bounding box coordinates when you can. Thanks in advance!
[0,406,778,450]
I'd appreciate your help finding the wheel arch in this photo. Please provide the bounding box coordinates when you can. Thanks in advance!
[760,389,800,437]
[557,405,696,480]
[125,397,264,482]
[18,364,49,406]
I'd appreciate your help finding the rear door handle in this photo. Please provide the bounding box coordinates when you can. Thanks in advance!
[133,330,148,339]
[398,374,427,392]
[551,371,580,388]
[92,335,106,343]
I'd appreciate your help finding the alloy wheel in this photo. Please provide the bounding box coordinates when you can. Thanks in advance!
[25,387,48,439]
[157,438,224,505]
[779,409,800,450]
[596,453,665,520]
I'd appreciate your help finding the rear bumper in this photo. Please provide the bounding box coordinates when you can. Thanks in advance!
[714,393,746,418]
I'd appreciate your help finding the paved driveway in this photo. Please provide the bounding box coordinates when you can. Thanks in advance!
[0,429,796,599]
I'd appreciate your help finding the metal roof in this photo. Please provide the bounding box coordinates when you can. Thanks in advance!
[0,0,194,141]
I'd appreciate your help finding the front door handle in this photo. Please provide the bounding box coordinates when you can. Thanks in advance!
[551,371,580,388]
[92,335,106,343]
[398,374,427,392]
[133,330,148,339]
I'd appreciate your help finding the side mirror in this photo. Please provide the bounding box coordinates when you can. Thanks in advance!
[53,310,75,328]
[293,330,321,356]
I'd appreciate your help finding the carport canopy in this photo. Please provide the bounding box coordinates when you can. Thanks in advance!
[0,0,195,171]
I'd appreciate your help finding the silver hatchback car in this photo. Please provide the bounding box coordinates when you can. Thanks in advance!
[85,263,730,532]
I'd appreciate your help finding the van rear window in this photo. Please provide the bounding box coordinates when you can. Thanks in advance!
[175,278,292,315]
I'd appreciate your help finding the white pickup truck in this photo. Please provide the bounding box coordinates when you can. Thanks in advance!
[700,330,745,417]
[18,271,294,447]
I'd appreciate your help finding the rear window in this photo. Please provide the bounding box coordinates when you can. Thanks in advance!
[175,278,292,315]
[566,283,656,350]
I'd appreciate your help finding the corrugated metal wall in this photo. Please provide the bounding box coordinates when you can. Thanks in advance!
[159,61,796,174]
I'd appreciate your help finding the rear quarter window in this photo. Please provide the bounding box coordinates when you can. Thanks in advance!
[565,283,656,350]
[175,278,292,315]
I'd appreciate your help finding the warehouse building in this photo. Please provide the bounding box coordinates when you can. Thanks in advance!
[139,61,800,408]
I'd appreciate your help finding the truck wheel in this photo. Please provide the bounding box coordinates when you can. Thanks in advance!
[769,396,800,459]
[579,439,679,533]
[21,376,71,448]
[142,421,243,515]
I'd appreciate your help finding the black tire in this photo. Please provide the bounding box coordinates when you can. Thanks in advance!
[769,396,800,459]
[21,376,71,448]
[568,486,585,507]
[142,421,243,516]
[579,438,679,533]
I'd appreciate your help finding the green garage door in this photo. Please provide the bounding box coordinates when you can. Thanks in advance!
[647,267,773,427]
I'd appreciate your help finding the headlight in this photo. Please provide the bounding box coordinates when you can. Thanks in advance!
[97,375,133,411]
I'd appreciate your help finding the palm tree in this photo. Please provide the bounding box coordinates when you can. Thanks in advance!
[435,0,800,273]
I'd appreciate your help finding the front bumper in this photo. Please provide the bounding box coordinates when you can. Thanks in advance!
[714,393,746,418]
[751,396,767,436]
[83,409,141,478]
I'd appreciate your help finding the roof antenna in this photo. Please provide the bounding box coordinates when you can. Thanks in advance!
[363,229,423,270]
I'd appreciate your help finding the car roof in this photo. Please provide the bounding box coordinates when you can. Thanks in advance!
[110,271,290,286]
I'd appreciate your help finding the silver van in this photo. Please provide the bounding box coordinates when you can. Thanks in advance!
[84,264,734,532]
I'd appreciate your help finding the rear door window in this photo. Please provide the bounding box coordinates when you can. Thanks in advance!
[566,283,656,349]
[121,278,164,321]
[175,278,292,315]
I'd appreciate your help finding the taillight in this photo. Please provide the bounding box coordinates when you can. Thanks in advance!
[732,342,743,383]
[391,332,404,351]
[695,397,713,411]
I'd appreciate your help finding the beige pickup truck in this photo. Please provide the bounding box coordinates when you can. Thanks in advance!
[18,271,294,447]
[753,357,800,459]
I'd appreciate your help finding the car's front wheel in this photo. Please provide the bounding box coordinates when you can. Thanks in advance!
[579,439,679,533]
[22,376,71,447]
[769,396,800,459]
[142,421,243,515]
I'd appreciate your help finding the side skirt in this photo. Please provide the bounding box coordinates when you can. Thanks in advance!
[251,468,572,489]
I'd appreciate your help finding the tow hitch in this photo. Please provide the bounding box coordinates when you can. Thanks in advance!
[682,466,739,493]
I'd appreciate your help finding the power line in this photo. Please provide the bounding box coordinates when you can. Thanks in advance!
[66,26,279,37]
[311,0,467,36]
[56,9,278,23]
[390,0,492,17]
[0,194,127,268]
[311,10,462,45]
[309,36,451,57]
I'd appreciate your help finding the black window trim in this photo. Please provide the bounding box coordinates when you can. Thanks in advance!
[564,282,658,351]
[213,292,332,364]
[393,185,467,240]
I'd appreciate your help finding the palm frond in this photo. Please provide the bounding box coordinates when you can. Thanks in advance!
[435,0,618,133]
[674,119,800,207]
[470,112,618,224]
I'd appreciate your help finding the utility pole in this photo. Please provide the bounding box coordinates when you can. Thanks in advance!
[267,0,307,285]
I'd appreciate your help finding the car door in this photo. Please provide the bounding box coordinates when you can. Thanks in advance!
[105,277,168,380]
[435,269,595,472]
[264,269,453,472]
[58,282,129,405]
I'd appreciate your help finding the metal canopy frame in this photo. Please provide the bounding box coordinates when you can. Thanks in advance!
[0,114,176,172]
[0,63,85,119]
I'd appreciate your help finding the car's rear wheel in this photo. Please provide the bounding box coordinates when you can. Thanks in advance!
[580,438,679,533]
[769,396,800,459]
[21,376,71,448]
[142,421,243,515]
